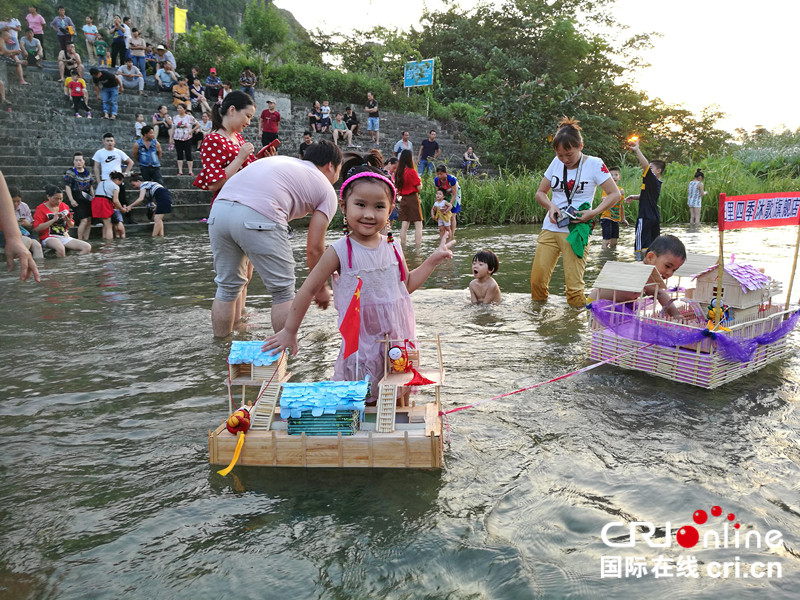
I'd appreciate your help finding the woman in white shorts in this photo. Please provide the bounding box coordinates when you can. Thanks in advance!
[33,185,91,257]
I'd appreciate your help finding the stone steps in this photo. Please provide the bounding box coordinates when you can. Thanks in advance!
[16,187,210,205]
[1,59,490,219]
[8,173,204,189]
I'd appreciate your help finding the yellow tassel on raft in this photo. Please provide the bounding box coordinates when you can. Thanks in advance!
[217,431,246,476]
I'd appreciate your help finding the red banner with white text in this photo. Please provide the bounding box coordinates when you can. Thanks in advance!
[718,192,800,231]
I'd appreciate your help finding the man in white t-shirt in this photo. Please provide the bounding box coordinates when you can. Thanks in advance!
[93,132,135,225]
[122,16,131,54]
[92,132,134,180]
[530,131,620,307]
[207,141,343,337]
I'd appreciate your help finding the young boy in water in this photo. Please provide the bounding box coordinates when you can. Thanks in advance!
[588,234,686,317]
[469,249,502,304]
[625,139,665,261]
[600,166,627,249]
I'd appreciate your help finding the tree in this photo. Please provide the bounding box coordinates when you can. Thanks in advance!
[324,27,422,85]
[174,24,247,82]
[242,0,289,59]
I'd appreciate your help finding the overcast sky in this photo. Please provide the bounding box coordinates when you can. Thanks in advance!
[273,0,798,135]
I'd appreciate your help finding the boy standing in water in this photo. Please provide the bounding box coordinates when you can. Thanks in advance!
[470,249,502,304]
[599,166,626,249]
[625,140,664,261]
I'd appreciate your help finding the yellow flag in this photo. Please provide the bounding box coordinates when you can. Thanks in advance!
[174,7,188,34]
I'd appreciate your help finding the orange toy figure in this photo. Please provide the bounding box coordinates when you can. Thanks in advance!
[218,405,253,476]
[225,407,252,434]
[388,340,434,386]
[388,344,410,373]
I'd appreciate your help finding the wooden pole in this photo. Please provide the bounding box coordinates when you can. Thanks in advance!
[714,193,726,328]
[164,0,171,45]
[784,224,800,311]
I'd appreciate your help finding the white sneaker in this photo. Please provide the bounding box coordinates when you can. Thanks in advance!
[75,113,82,118]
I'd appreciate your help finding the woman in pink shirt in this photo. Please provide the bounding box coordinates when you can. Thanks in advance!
[25,6,46,59]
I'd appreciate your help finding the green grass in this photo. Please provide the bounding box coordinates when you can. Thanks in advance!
[328,156,800,228]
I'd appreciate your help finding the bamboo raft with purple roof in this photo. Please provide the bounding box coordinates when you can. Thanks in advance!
[587,191,800,388]
[208,336,445,470]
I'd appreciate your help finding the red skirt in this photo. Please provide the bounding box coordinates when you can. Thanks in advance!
[91,196,114,219]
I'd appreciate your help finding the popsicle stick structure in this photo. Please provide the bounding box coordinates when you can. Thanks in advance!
[209,336,446,469]
[587,260,796,389]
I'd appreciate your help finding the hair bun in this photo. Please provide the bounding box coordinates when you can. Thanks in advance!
[557,116,582,131]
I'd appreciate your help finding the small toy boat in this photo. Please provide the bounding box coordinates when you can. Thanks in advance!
[587,256,798,388]
[208,336,445,469]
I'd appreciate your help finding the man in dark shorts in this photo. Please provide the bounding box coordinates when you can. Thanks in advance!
[624,139,664,261]
[260,100,280,147]
[63,151,96,240]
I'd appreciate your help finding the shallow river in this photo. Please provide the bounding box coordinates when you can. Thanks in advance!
[1,223,799,599]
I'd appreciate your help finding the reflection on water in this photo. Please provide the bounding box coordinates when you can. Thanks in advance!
[1,224,799,598]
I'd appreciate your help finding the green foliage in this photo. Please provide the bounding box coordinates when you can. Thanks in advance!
[173,23,247,82]
[325,26,422,85]
[241,0,288,57]
[264,62,422,111]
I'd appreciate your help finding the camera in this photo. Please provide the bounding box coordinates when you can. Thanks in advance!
[557,205,578,228]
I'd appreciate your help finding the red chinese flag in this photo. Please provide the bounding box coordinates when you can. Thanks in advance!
[339,276,362,359]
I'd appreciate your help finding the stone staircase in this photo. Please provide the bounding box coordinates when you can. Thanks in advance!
[0,60,481,233]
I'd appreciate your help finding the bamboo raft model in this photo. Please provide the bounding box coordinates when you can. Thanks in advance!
[588,190,800,388]
[586,255,798,389]
[208,336,445,470]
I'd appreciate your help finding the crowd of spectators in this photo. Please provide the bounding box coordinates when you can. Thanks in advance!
[2,9,483,265]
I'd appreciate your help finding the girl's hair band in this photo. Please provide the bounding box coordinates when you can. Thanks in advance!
[339,170,397,202]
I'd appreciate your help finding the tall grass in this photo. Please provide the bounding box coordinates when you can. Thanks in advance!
[420,169,549,224]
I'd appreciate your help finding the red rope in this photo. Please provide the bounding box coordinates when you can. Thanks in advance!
[227,349,285,412]
[440,344,653,417]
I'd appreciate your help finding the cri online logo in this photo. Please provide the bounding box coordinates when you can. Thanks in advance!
[602,505,783,550]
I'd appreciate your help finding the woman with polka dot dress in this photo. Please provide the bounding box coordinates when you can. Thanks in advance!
[193,91,257,202]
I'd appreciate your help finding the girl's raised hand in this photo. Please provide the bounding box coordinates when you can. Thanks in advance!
[430,231,456,264]
[262,328,298,358]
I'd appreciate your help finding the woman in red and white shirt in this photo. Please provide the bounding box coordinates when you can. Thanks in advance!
[170,103,198,176]
[193,91,256,201]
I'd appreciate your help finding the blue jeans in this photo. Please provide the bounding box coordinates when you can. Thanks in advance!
[132,56,145,75]
[101,86,119,116]
[241,86,255,100]
[418,158,435,176]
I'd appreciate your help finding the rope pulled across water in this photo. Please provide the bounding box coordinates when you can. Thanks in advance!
[438,344,653,444]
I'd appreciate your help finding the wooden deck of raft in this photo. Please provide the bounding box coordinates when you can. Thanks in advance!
[209,403,443,469]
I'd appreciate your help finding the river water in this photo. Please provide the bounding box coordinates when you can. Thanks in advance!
[1,224,798,599]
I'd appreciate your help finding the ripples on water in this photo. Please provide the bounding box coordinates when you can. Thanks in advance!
[1,224,798,599]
